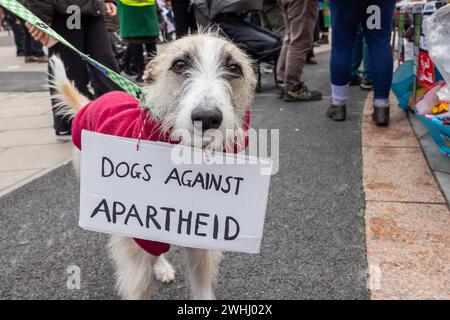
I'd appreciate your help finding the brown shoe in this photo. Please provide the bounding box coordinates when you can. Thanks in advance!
[24,56,34,63]
[372,106,389,126]
[284,83,322,102]
[326,104,346,121]
[25,56,48,63]
[33,56,49,63]
[317,35,329,45]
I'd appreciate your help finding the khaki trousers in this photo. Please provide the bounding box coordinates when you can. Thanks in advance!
[276,0,319,91]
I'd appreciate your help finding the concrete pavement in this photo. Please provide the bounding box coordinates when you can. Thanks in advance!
[362,93,450,299]
[0,32,72,197]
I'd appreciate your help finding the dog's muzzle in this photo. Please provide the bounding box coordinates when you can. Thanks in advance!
[191,107,223,132]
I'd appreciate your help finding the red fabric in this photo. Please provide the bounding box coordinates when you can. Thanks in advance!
[72,91,250,256]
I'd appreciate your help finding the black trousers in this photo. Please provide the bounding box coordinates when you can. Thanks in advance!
[23,24,45,57]
[48,15,122,132]
[172,0,197,38]
[10,21,25,55]
[128,42,157,75]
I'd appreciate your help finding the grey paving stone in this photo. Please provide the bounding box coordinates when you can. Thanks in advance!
[0,72,47,92]
[0,35,14,48]
[409,113,429,139]
[419,134,450,174]
[434,171,450,204]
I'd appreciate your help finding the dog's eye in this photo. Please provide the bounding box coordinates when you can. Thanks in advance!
[171,59,188,74]
[227,64,242,76]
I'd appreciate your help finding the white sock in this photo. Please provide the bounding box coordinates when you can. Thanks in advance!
[331,84,349,106]
[374,98,390,108]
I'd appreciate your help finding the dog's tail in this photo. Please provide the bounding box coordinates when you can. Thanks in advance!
[49,55,90,119]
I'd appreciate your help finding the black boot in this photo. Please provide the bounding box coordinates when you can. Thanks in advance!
[372,106,390,126]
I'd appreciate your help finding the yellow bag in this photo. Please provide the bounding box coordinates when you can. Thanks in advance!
[118,0,155,7]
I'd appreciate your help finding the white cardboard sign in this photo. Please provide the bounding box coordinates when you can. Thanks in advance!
[79,130,272,253]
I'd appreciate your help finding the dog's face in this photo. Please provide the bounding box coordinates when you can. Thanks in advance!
[142,33,256,151]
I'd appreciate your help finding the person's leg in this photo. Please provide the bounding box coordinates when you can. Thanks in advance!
[351,25,364,81]
[360,35,373,90]
[361,37,372,80]
[145,42,157,60]
[22,23,33,60]
[363,0,395,125]
[123,45,137,76]
[327,0,364,120]
[83,16,123,96]
[283,0,319,89]
[30,35,45,58]
[186,4,197,35]
[128,43,145,82]
[318,6,329,43]
[172,0,194,38]
[329,0,364,105]
[48,15,91,136]
[276,2,290,84]
[10,20,25,56]
[319,8,325,33]
[313,14,321,43]
[306,46,317,65]
[22,22,47,62]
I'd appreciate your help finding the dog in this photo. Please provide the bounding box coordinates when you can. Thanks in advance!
[49,32,257,300]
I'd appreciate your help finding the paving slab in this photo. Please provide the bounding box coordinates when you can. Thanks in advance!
[0,104,50,118]
[434,171,450,203]
[362,110,418,148]
[0,72,48,92]
[363,146,445,204]
[365,201,450,300]
[0,34,48,73]
[0,112,53,131]
[419,133,450,174]
[0,128,60,147]
[409,113,429,139]
[0,169,40,191]
[0,143,72,171]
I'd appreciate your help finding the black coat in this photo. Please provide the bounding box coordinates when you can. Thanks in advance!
[24,0,115,23]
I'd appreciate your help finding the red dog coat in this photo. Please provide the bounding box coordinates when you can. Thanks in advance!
[72,91,250,256]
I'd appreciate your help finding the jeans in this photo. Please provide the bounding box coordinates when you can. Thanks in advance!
[351,25,371,80]
[48,15,122,133]
[330,0,395,99]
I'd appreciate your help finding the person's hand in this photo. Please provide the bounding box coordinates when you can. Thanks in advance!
[26,22,54,47]
[105,2,117,17]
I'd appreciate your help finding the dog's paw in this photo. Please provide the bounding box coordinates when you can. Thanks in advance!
[153,256,175,284]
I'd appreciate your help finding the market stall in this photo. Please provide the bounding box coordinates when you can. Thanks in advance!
[392,0,450,155]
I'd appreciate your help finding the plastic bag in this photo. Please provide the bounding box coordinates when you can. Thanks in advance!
[425,4,450,102]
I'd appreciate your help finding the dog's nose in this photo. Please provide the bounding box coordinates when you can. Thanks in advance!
[191,107,223,131]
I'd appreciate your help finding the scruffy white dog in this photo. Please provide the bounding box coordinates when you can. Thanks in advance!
[50,32,256,300]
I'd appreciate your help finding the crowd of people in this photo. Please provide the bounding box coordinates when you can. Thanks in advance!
[0,0,396,139]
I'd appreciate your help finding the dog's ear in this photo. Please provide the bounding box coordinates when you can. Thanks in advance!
[143,56,163,84]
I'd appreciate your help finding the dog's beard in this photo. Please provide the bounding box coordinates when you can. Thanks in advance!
[171,127,245,153]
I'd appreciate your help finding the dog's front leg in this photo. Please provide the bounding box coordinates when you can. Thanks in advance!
[108,236,158,300]
[184,248,222,300]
